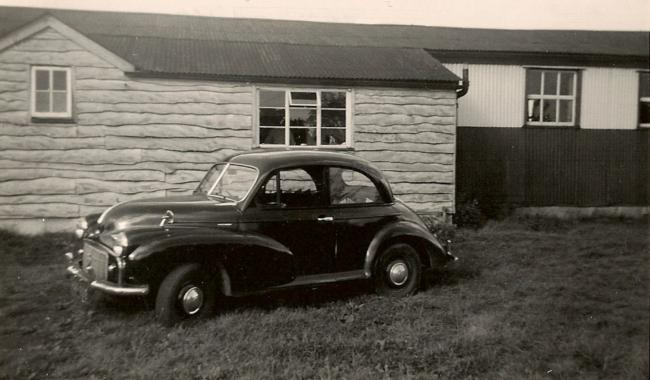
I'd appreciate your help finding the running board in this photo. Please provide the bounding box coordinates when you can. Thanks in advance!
[271,270,368,290]
[230,270,368,297]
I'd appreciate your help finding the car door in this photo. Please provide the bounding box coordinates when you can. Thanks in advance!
[242,166,336,276]
[327,166,400,272]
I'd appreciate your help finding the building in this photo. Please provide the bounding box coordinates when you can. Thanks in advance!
[0,7,463,233]
[0,7,647,232]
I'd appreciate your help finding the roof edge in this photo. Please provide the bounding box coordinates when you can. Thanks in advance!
[126,71,461,90]
[428,49,649,68]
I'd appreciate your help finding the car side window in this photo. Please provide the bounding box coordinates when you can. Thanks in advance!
[256,167,326,208]
[329,167,381,205]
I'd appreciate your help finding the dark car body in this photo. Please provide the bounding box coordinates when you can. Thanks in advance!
[67,150,456,324]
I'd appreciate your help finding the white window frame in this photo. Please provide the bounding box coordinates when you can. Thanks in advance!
[639,71,650,129]
[526,69,578,127]
[30,66,72,118]
[255,87,353,149]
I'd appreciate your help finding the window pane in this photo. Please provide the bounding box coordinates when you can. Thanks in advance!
[259,90,285,107]
[52,71,67,91]
[559,100,573,122]
[209,164,258,202]
[527,99,540,122]
[279,168,323,208]
[289,128,316,146]
[35,70,50,90]
[321,91,346,108]
[260,128,285,144]
[52,92,67,112]
[321,128,346,145]
[640,102,650,124]
[322,109,346,128]
[559,72,574,96]
[290,92,317,106]
[259,108,285,126]
[640,73,650,98]
[543,71,558,95]
[526,70,542,95]
[329,167,380,205]
[289,108,316,126]
[542,99,557,122]
[35,91,49,112]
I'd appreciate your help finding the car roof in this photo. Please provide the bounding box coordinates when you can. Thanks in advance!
[227,149,374,173]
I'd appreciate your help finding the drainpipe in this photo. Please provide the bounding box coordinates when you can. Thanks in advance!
[456,66,470,98]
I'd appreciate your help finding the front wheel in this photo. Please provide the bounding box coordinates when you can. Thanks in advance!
[373,243,422,297]
[155,263,217,326]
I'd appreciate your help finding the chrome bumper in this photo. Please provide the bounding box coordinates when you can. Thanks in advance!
[66,254,149,296]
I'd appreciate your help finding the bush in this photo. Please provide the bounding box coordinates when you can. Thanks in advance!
[453,198,482,229]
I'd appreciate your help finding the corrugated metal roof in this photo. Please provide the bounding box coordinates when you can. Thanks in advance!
[93,36,458,82]
[0,6,647,81]
[1,7,646,57]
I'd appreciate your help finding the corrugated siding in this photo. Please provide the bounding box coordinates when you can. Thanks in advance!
[445,63,525,128]
[457,127,649,212]
[581,68,639,129]
[446,64,641,130]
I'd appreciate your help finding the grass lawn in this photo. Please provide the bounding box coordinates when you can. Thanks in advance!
[0,218,648,379]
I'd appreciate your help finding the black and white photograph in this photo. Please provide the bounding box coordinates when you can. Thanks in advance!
[0,0,648,378]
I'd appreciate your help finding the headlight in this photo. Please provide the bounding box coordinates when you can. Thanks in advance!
[75,217,88,238]
[111,232,128,247]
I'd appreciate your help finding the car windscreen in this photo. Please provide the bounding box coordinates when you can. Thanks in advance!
[196,163,258,202]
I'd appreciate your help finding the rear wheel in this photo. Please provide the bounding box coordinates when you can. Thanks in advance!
[155,263,217,326]
[373,243,421,297]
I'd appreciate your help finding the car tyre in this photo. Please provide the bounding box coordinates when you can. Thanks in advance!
[373,243,421,297]
[155,263,217,326]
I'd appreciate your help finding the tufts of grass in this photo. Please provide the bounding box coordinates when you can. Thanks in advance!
[0,218,648,379]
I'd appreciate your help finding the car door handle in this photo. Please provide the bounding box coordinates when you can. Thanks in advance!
[317,216,334,222]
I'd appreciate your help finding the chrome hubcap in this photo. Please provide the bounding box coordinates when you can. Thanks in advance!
[387,260,409,286]
[180,285,204,315]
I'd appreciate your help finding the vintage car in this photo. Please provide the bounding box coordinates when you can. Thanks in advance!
[66,150,456,325]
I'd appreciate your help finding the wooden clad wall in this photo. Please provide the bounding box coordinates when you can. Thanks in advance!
[354,88,456,214]
[0,27,458,232]
[0,27,253,232]
[457,127,649,214]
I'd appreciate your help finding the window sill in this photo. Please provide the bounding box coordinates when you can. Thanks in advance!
[523,124,580,129]
[255,145,355,151]
[31,117,76,124]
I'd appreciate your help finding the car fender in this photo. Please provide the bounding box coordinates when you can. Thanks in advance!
[364,221,447,277]
[127,227,295,294]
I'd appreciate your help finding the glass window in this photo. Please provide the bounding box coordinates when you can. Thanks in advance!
[195,163,258,202]
[257,167,326,208]
[258,89,349,147]
[639,72,650,128]
[31,67,72,118]
[526,69,578,126]
[329,167,381,205]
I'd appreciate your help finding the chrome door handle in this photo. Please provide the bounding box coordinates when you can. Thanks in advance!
[317,216,334,222]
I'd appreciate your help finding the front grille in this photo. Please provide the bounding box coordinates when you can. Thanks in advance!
[82,242,109,281]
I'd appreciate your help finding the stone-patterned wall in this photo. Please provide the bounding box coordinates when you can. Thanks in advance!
[0,28,253,233]
[354,89,456,215]
[0,27,456,233]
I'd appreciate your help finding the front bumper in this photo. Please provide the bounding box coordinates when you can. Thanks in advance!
[66,252,149,296]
